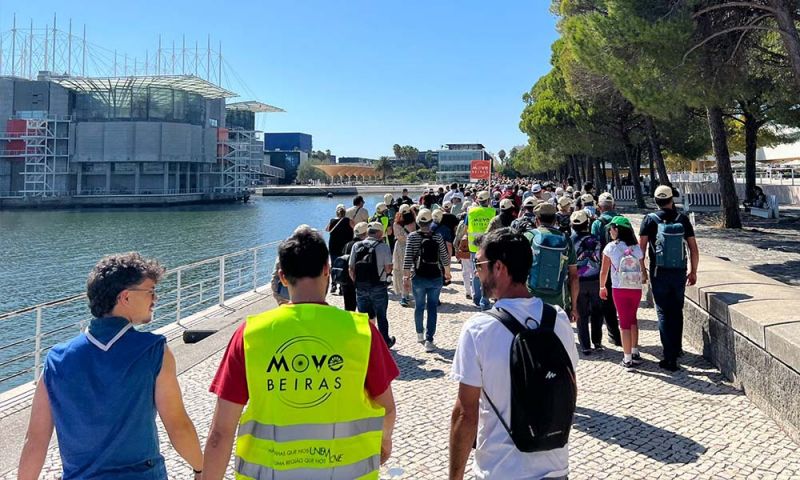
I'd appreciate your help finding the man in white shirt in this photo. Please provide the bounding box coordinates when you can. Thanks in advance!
[449,228,579,480]
[345,195,370,227]
[443,182,464,204]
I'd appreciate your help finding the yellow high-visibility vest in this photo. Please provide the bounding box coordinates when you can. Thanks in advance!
[467,206,496,253]
[236,304,384,480]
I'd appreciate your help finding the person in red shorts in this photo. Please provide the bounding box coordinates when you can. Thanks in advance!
[202,226,399,479]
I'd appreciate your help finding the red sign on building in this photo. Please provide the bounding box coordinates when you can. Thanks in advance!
[469,160,491,180]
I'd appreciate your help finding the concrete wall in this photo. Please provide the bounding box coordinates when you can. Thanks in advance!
[682,256,800,443]
[0,79,14,129]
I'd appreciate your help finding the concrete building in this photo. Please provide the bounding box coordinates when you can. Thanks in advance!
[0,73,284,206]
[436,143,491,183]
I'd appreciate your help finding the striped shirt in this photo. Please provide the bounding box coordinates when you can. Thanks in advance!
[403,230,451,274]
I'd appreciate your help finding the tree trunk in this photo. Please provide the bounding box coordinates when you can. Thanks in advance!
[594,157,606,191]
[706,106,742,228]
[624,142,647,208]
[610,156,621,189]
[587,155,595,189]
[769,0,800,89]
[644,116,671,186]
[742,108,759,203]
[648,146,656,195]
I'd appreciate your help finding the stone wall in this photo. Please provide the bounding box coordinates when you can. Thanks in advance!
[682,256,800,443]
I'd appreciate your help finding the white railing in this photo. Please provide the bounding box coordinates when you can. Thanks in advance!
[0,240,282,392]
[669,172,719,183]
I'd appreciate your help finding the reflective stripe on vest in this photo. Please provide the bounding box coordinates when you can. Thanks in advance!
[467,206,496,253]
[236,304,383,480]
[236,454,380,480]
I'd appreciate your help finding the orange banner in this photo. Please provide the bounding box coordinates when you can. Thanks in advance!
[470,160,491,180]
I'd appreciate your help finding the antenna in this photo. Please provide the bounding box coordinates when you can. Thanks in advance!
[52,14,56,72]
[68,19,72,75]
[195,40,198,76]
[206,34,211,81]
[82,24,86,76]
[29,19,33,78]
[218,40,222,86]
[182,34,185,74]
[43,23,48,74]
[157,35,161,75]
[171,39,175,74]
[11,13,16,77]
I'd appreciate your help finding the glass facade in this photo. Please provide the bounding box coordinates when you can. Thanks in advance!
[437,149,487,182]
[74,87,207,125]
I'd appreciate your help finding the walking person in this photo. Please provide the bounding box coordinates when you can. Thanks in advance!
[326,204,353,295]
[487,199,516,232]
[403,208,451,352]
[393,205,417,307]
[18,253,203,480]
[571,210,605,354]
[454,208,474,300]
[350,222,396,348]
[639,185,699,371]
[203,227,398,479]
[336,222,369,312]
[346,195,370,227]
[591,192,623,346]
[599,216,647,370]
[449,228,578,480]
[270,257,291,306]
[467,191,497,310]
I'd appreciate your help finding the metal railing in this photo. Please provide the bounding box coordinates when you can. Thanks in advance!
[0,240,282,392]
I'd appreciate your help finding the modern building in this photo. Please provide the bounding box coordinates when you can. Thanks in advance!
[337,157,375,165]
[436,143,491,183]
[266,150,309,184]
[0,72,284,206]
[263,132,312,184]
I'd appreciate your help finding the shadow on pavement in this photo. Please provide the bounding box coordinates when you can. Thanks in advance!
[392,351,446,381]
[573,407,706,463]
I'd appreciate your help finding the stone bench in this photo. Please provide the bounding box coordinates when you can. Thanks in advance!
[750,194,780,219]
[682,255,800,443]
[684,192,721,212]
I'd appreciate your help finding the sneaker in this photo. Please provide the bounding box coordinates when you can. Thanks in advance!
[399,298,410,308]
[631,351,642,363]
[466,294,472,300]
[631,356,642,366]
[582,348,592,355]
[593,345,605,352]
[424,340,436,352]
[621,359,634,371]
[386,336,396,348]
[659,359,679,372]
[417,333,425,344]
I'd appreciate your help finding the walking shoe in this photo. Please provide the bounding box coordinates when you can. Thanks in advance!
[620,359,634,371]
[581,348,592,355]
[593,344,605,352]
[386,336,396,348]
[399,298,410,307]
[632,351,642,362]
[424,340,436,352]
[631,356,642,366]
[659,359,679,372]
[466,294,472,300]
[417,333,425,344]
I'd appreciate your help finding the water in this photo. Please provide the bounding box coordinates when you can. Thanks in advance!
[0,194,386,390]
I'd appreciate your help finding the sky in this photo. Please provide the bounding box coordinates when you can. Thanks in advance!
[0,1,558,159]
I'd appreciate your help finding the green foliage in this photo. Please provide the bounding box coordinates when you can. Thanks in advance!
[296,160,330,183]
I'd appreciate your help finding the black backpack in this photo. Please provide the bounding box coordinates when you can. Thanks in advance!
[484,304,577,452]
[415,232,442,278]
[331,255,351,285]
[353,240,381,286]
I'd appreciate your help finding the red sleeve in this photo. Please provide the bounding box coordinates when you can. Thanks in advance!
[209,323,249,405]
[364,322,399,398]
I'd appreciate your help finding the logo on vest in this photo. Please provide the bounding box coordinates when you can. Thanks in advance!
[266,336,344,409]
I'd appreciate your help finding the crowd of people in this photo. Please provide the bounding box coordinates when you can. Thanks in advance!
[18,177,700,480]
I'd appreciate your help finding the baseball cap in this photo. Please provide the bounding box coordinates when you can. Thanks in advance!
[555,187,564,196]
[610,215,633,230]
[384,193,393,204]
[368,221,384,233]
[432,209,444,223]
[598,192,614,204]
[335,203,346,212]
[399,204,411,214]
[500,198,514,210]
[581,193,595,205]
[462,201,473,211]
[654,185,673,199]
[532,184,542,194]
[570,210,590,225]
[443,201,452,209]
[557,196,573,208]
[523,196,538,208]
[354,222,368,236]
[534,202,557,216]
[566,186,574,193]
[417,208,433,223]
[477,190,490,202]
[376,202,388,213]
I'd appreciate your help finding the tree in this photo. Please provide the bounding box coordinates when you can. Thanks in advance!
[498,149,507,162]
[392,144,402,160]
[296,160,329,183]
[374,156,393,184]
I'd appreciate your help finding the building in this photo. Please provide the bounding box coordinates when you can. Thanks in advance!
[337,157,375,165]
[266,151,309,184]
[436,143,491,183]
[263,132,312,184]
[0,72,284,205]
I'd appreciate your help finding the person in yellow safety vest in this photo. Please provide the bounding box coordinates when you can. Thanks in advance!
[371,202,393,247]
[467,191,497,310]
[203,226,399,480]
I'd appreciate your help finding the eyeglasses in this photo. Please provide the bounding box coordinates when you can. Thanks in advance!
[475,260,492,272]
[128,288,158,298]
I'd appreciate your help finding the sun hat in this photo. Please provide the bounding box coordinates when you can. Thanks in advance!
[399,204,411,214]
[368,221,384,233]
[581,193,595,205]
[654,185,673,199]
[354,222,369,236]
[417,208,433,223]
[566,186,574,193]
[555,187,564,196]
[557,196,573,208]
[443,201,452,209]
[523,196,538,208]
[598,192,614,205]
[500,198,514,211]
[570,210,590,225]
[476,190,490,202]
[534,202,557,216]
[610,216,633,230]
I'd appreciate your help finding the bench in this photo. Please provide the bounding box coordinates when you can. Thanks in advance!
[684,192,721,212]
[750,194,779,219]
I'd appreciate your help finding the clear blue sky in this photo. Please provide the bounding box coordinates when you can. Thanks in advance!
[1,1,557,158]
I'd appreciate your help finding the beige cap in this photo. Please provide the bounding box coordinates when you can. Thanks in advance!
[581,193,595,204]
[476,190,490,202]
[432,209,444,223]
[417,208,433,223]
[570,210,590,225]
[376,202,388,213]
[534,202,557,216]
[523,196,538,208]
[462,201,473,211]
[368,221,384,233]
[384,193,393,204]
[399,204,411,214]
[557,196,573,208]
[500,198,515,210]
[566,186,574,193]
[654,185,673,199]
[443,201,452,209]
[354,222,369,236]
[598,192,614,204]
[411,203,420,211]
[336,203,346,212]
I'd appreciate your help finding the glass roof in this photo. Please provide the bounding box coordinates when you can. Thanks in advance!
[50,75,237,99]
[226,101,285,113]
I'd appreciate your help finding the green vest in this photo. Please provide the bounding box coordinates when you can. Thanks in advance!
[236,304,384,479]
[467,206,496,253]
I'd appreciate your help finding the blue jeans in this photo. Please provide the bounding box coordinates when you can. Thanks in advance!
[651,269,687,362]
[356,284,390,342]
[471,253,491,310]
[412,276,443,342]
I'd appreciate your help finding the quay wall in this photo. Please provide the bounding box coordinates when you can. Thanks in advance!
[256,185,428,197]
[0,192,244,209]
[681,255,800,443]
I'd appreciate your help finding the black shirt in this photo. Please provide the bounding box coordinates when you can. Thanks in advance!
[327,217,354,257]
[639,208,695,272]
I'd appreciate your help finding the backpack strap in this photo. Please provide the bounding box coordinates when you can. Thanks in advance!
[484,308,526,336]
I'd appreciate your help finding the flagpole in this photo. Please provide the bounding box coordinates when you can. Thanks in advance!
[488,154,492,192]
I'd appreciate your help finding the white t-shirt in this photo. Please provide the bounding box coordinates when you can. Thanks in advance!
[443,190,464,204]
[345,205,369,224]
[451,297,579,480]
[602,241,644,289]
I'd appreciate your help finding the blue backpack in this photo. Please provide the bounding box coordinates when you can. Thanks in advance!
[526,228,568,294]
[649,213,687,270]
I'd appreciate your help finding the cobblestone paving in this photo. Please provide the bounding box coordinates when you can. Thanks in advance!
[6,264,800,479]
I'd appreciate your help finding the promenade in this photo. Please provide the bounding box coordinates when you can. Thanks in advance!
[5,256,800,479]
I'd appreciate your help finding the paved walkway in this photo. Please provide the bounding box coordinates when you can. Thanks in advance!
[5,263,800,479]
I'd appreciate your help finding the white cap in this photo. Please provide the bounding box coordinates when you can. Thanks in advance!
[500,198,514,210]
[399,204,411,214]
[383,193,393,204]
[523,196,538,208]
[376,202,388,213]
[368,221,384,233]
[354,222,369,236]
[532,184,542,193]
[581,193,595,204]
[417,208,433,223]
[432,209,444,223]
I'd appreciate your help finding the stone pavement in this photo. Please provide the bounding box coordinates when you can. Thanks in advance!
[5,263,800,479]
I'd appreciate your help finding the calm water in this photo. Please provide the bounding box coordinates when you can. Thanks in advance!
[0,194,387,314]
